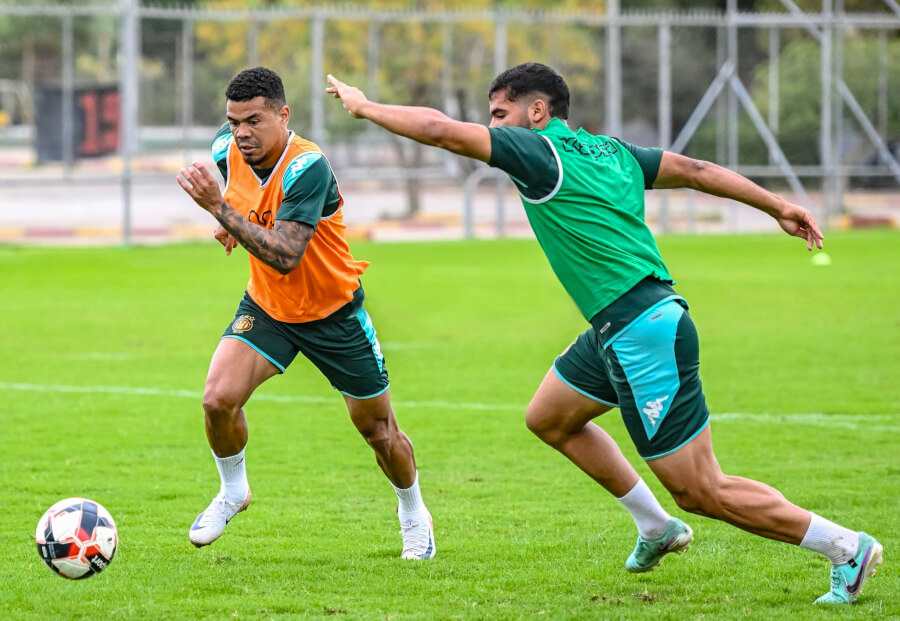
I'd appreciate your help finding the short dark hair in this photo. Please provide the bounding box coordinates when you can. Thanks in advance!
[488,62,570,119]
[225,66,286,110]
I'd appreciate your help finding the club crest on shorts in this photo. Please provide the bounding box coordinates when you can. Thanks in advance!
[231,315,255,333]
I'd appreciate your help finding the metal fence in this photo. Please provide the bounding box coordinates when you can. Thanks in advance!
[0,1,898,242]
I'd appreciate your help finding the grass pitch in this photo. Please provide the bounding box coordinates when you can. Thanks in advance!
[1,230,898,620]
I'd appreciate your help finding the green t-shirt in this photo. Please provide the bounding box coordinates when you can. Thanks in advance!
[488,117,672,320]
[211,123,340,229]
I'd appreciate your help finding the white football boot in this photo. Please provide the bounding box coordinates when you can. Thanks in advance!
[189,489,251,547]
[399,510,435,560]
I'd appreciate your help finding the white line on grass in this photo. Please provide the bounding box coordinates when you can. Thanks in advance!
[2,381,898,431]
[379,342,437,351]
[63,353,134,361]
[0,381,511,412]
[711,412,900,433]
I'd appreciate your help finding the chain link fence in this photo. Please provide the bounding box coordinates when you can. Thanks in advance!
[0,1,897,242]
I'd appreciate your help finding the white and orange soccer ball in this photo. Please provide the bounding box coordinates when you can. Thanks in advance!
[35,498,118,579]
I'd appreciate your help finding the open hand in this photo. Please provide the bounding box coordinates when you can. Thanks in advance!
[177,162,225,214]
[776,203,824,251]
[326,74,368,118]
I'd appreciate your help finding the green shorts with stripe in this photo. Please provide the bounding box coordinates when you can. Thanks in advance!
[553,277,710,460]
[222,285,389,399]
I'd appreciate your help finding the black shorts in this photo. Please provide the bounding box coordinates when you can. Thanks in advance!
[222,286,390,399]
[554,278,710,460]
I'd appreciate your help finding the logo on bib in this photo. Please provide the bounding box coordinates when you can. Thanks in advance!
[231,315,255,333]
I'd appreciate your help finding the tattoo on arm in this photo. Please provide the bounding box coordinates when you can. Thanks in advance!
[216,202,314,274]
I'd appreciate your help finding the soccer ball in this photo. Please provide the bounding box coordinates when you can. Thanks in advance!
[35,498,118,579]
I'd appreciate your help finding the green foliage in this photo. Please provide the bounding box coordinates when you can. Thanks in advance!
[1,1,898,175]
[1,231,898,618]
[745,35,900,166]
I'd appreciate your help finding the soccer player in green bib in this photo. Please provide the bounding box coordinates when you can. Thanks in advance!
[326,63,881,604]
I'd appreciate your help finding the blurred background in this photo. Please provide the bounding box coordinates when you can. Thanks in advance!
[0,0,897,244]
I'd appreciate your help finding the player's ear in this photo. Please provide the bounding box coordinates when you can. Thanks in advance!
[279,105,290,127]
[529,98,549,124]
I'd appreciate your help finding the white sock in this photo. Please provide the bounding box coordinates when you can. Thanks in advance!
[616,479,672,539]
[392,471,427,522]
[213,448,249,504]
[800,512,859,565]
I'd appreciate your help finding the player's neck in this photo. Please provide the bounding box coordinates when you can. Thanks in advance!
[531,116,558,131]
[256,129,291,169]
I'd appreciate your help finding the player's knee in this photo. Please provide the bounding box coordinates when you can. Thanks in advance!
[669,482,723,517]
[525,403,565,445]
[359,420,393,454]
[202,389,240,420]
[670,490,705,515]
[524,402,550,436]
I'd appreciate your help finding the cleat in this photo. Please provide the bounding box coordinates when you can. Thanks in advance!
[399,510,435,560]
[625,517,693,573]
[189,489,251,548]
[814,533,883,604]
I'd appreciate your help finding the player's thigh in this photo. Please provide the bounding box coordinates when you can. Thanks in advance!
[528,369,614,435]
[529,328,618,430]
[603,300,710,461]
[342,390,397,438]
[205,294,296,407]
[644,424,721,496]
[205,338,280,409]
[293,286,390,401]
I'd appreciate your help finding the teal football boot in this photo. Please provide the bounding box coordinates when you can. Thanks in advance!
[625,517,693,573]
[814,532,883,604]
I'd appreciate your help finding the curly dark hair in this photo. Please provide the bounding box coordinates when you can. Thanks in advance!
[225,66,286,110]
[488,62,570,120]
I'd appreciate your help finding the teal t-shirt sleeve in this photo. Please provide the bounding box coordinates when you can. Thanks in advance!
[613,138,663,189]
[211,122,232,182]
[488,126,559,201]
[276,152,340,229]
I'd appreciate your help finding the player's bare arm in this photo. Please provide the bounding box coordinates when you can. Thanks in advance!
[326,74,492,162]
[177,162,312,274]
[214,208,313,275]
[654,151,824,251]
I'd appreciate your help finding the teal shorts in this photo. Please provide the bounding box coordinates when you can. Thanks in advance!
[554,277,710,460]
[222,285,390,400]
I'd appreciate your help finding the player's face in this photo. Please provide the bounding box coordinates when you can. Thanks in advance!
[226,97,290,168]
[488,90,532,129]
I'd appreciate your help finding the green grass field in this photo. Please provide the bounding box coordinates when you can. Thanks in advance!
[1,230,898,620]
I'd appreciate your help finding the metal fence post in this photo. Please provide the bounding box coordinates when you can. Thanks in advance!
[366,20,380,103]
[716,25,727,164]
[606,0,621,138]
[726,0,739,232]
[247,19,259,68]
[878,29,888,139]
[310,12,325,147]
[821,0,833,221]
[658,20,672,233]
[768,26,780,164]
[834,0,845,216]
[180,17,193,163]
[62,14,74,175]
[120,0,138,246]
[441,22,454,116]
[494,14,507,237]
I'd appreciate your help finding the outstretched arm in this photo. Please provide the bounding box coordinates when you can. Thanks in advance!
[654,151,824,250]
[177,162,313,274]
[326,74,492,163]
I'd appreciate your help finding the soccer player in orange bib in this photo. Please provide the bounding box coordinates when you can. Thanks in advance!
[176,67,434,559]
